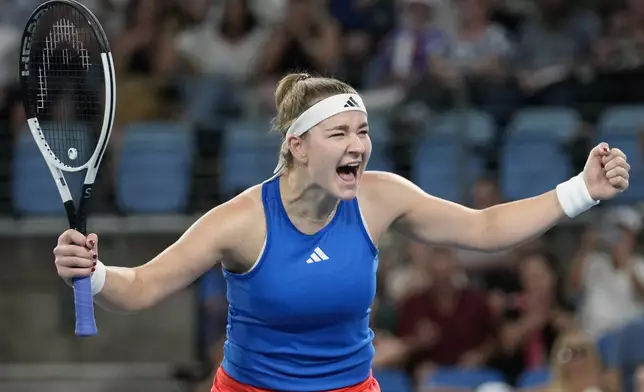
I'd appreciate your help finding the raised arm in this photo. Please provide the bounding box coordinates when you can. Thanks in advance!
[375,143,629,251]
[53,191,257,312]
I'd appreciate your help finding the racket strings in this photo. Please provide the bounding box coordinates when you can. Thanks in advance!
[25,4,104,169]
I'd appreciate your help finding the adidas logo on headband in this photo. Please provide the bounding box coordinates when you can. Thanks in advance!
[344,97,360,108]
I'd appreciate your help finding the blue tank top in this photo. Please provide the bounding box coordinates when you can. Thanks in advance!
[221,176,378,391]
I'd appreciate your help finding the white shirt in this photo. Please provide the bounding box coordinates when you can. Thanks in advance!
[175,25,268,82]
[580,251,644,338]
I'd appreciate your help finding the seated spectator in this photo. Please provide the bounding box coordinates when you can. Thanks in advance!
[427,0,515,123]
[257,0,340,79]
[329,0,396,89]
[254,0,341,114]
[512,0,600,107]
[569,207,644,339]
[491,250,576,385]
[394,246,498,385]
[543,330,608,392]
[579,1,644,121]
[112,0,181,126]
[172,0,268,82]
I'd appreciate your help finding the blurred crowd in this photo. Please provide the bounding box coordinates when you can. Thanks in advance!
[1,0,644,391]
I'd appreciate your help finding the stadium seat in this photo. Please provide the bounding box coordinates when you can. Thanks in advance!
[516,367,551,389]
[597,330,619,366]
[500,107,577,201]
[373,369,412,392]
[507,107,580,141]
[116,122,194,213]
[598,105,644,134]
[412,134,484,204]
[12,126,84,216]
[220,119,281,198]
[180,76,240,128]
[430,109,496,147]
[366,113,394,172]
[425,367,506,389]
[500,139,572,200]
[597,106,644,204]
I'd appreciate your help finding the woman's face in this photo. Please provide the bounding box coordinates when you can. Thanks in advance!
[289,110,371,200]
[223,0,247,28]
[557,339,595,376]
[519,255,555,295]
[458,0,488,25]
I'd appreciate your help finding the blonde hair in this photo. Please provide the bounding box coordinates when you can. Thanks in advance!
[271,73,357,171]
[546,330,602,392]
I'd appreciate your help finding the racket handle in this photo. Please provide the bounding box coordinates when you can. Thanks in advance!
[72,276,98,336]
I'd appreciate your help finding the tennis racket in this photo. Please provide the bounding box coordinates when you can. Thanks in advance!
[19,0,116,337]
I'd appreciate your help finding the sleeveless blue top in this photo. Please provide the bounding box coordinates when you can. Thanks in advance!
[221,176,378,391]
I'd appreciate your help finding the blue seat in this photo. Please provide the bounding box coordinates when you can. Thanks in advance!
[413,135,484,204]
[430,109,496,147]
[426,367,506,389]
[220,120,281,197]
[180,76,240,128]
[500,139,571,201]
[116,122,194,213]
[597,106,644,204]
[366,113,394,172]
[517,367,551,389]
[598,105,644,134]
[500,107,578,201]
[508,107,580,141]
[373,369,412,392]
[597,330,619,366]
[12,127,84,216]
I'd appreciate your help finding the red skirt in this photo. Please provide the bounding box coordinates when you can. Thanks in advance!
[211,367,381,392]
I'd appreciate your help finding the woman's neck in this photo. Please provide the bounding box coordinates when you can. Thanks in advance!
[281,170,338,222]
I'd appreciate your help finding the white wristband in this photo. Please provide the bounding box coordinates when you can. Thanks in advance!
[91,260,107,296]
[556,172,599,218]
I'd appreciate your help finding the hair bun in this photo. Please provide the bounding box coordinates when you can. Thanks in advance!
[297,74,311,82]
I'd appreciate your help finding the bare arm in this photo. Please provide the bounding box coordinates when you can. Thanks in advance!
[96,195,256,311]
[367,171,566,251]
[55,192,257,312]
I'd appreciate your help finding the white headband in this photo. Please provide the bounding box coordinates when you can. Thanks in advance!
[273,93,367,174]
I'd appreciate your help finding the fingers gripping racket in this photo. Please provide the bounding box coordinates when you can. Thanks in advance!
[19,0,115,336]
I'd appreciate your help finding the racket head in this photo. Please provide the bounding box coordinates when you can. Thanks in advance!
[19,0,115,173]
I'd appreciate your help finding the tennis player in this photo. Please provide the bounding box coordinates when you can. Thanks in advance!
[54,73,630,392]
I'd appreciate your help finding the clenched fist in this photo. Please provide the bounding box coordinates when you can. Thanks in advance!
[54,229,99,280]
[583,142,630,200]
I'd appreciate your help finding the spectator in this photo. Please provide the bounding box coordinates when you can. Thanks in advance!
[492,250,576,385]
[512,0,601,106]
[329,0,396,89]
[112,0,180,126]
[172,0,268,82]
[428,0,515,122]
[569,207,644,339]
[257,0,341,79]
[395,246,497,385]
[579,0,644,121]
[386,239,434,304]
[544,330,608,392]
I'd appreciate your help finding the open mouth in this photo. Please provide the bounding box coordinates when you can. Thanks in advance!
[336,163,359,183]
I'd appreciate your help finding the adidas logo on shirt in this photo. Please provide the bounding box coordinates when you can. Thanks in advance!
[305,247,330,264]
